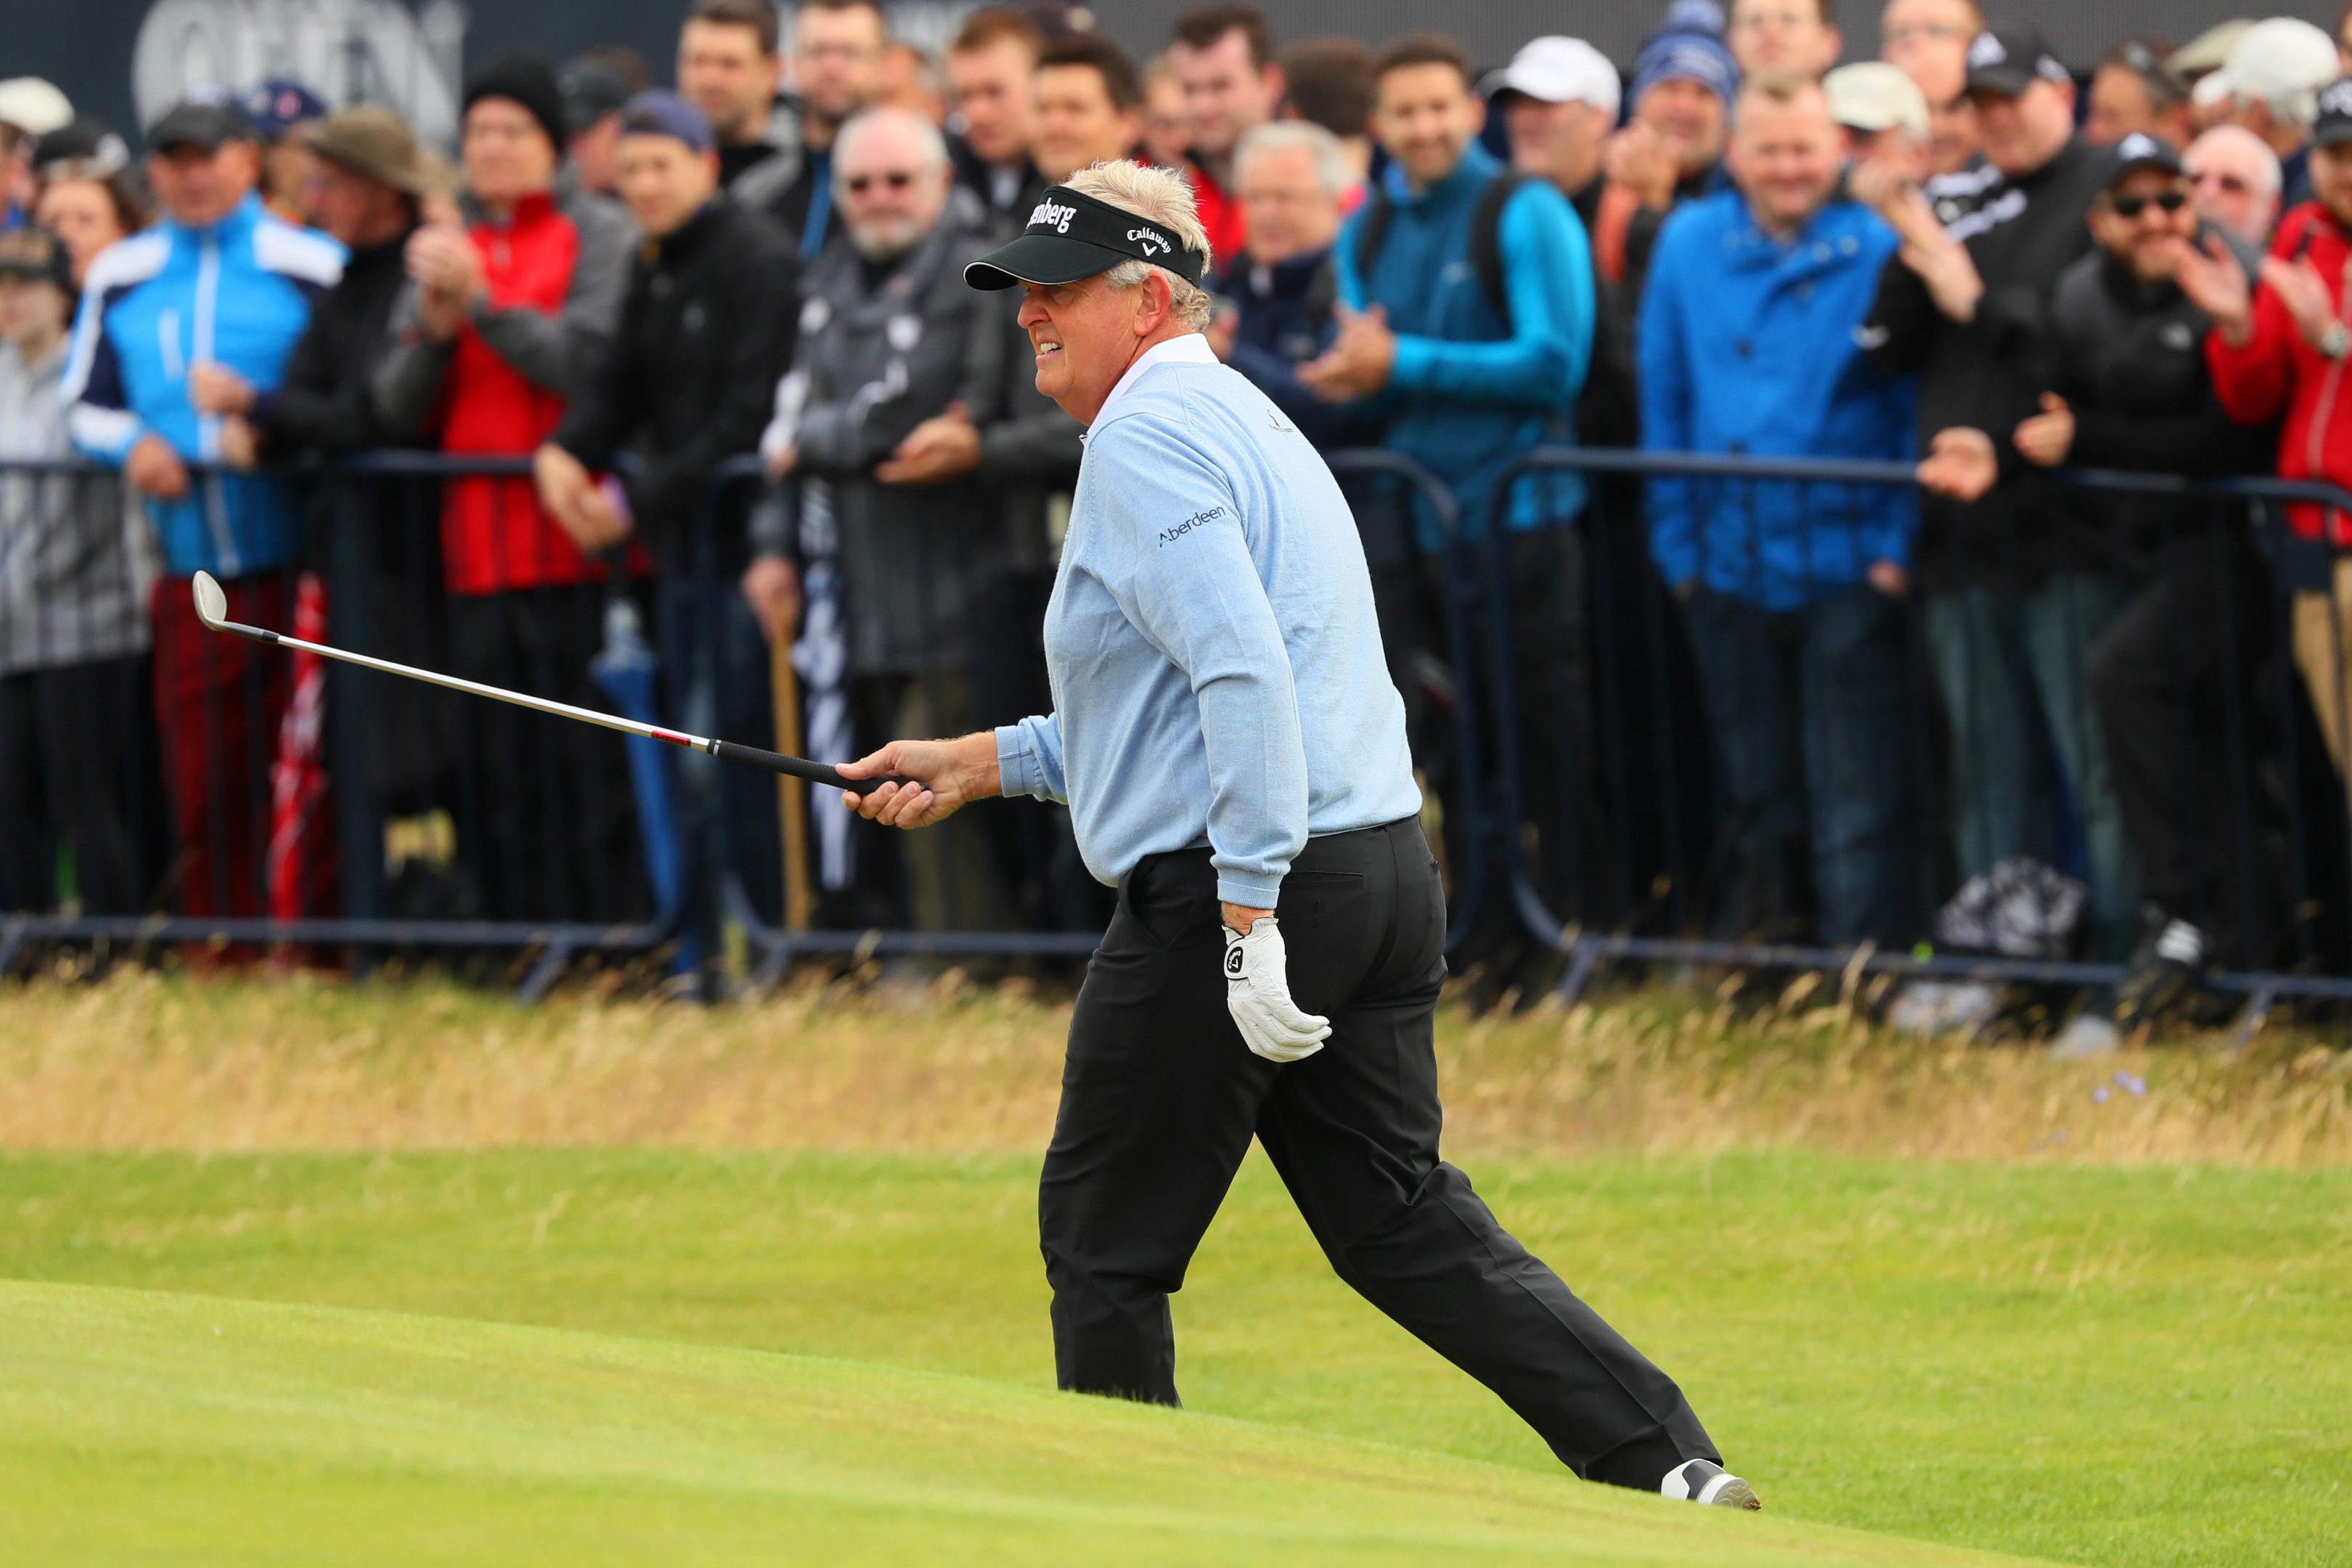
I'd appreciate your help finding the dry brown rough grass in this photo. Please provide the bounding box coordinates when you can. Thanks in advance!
[1,968,2345,1165]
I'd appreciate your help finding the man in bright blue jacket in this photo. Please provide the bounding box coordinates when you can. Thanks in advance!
[1639,75,1919,947]
[1301,33,1610,971]
[62,99,342,920]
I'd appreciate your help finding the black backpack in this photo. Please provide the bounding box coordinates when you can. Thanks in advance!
[1351,171,1531,328]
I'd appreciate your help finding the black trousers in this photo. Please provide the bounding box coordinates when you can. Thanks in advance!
[1038,818,1718,1490]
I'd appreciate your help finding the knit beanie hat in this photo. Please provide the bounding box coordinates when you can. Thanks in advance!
[462,54,568,155]
[1630,27,1739,115]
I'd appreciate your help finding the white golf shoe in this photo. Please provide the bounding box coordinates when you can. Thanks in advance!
[1660,1458,1762,1509]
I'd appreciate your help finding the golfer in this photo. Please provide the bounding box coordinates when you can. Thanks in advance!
[837,160,1756,1509]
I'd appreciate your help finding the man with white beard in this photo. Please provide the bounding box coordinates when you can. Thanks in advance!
[745,106,1013,932]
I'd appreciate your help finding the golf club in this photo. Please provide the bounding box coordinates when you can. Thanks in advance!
[189,571,917,795]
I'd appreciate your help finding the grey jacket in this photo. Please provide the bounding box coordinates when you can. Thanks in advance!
[371,174,637,437]
[959,282,1083,574]
[0,338,153,674]
[756,191,1010,676]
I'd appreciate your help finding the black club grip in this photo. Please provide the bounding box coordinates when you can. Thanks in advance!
[708,738,919,793]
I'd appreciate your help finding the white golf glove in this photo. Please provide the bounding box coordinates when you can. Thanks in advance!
[1224,917,1332,1063]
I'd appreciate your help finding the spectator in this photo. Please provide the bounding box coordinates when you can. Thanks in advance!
[1595,12,1738,292]
[1142,57,1194,171]
[1032,34,1145,184]
[1641,74,1916,948]
[559,54,640,199]
[1878,0,1976,78]
[537,91,799,960]
[749,107,1012,931]
[241,78,329,227]
[2185,123,2284,245]
[1727,0,1842,81]
[878,42,947,125]
[1485,37,1620,229]
[30,120,150,290]
[372,57,640,925]
[2186,78,2352,785]
[1168,6,1284,262]
[1826,60,1930,184]
[2205,17,2337,210]
[1209,121,1376,449]
[205,107,452,460]
[1278,37,1376,188]
[1308,32,1603,978]
[64,100,344,923]
[0,80,74,229]
[1926,134,2277,1039]
[2086,41,2194,150]
[681,0,883,257]
[1864,25,2138,981]
[0,224,154,917]
[1880,0,1986,196]
[944,7,1047,219]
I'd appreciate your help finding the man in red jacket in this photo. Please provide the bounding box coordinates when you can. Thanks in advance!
[2182,77,2352,777]
[373,55,642,924]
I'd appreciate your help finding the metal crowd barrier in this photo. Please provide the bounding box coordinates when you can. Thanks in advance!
[1470,447,2352,1020]
[9,444,2352,1026]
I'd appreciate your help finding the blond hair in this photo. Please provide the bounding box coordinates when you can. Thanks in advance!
[1063,158,1217,330]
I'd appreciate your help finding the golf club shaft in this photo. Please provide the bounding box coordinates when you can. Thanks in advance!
[203,613,910,793]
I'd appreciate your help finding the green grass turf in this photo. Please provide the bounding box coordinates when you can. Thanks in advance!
[1,1279,2043,1568]
[2,1150,2345,1567]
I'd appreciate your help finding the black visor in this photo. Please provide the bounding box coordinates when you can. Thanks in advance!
[965,184,1208,290]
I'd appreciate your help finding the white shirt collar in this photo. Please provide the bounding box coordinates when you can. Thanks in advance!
[1089,332,1220,431]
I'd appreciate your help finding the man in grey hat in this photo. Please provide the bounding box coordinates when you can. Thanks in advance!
[195,105,451,460]
[832,158,1760,1514]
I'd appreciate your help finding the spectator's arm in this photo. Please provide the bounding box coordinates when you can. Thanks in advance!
[1226,336,1372,449]
[2069,392,2276,476]
[471,203,632,398]
[371,281,454,439]
[1387,182,1591,407]
[957,290,1083,478]
[1620,205,1669,308]
[1863,253,1937,376]
[254,304,381,454]
[1635,221,1697,591]
[2205,279,2299,428]
[61,293,142,465]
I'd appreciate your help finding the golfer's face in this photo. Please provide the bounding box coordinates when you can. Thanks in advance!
[1016,274,1130,408]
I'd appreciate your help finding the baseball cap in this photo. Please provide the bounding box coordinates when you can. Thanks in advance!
[966,183,1208,290]
[32,115,131,179]
[0,78,73,138]
[309,105,453,197]
[240,78,328,140]
[1632,30,1739,113]
[1825,62,1928,139]
[0,226,74,293]
[2101,131,2184,184]
[147,99,258,154]
[560,57,636,137]
[2168,20,2254,81]
[1479,37,1622,120]
[618,91,715,154]
[2314,77,2352,150]
[2210,17,2339,110]
[1962,26,2072,100]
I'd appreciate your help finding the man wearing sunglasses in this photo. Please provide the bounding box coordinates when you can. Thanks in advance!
[1918,133,2276,1046]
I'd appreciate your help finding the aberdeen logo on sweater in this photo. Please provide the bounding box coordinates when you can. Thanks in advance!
[1158,507,1225,547]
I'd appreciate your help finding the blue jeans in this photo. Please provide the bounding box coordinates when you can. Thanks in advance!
[1684,584,1917,946]
[1924,573,2140,961]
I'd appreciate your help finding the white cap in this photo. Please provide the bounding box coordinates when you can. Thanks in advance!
[2213,17,2339,112]
[1825,62,1929,140]
[1479,37,1622,119]
[0,78,73,137]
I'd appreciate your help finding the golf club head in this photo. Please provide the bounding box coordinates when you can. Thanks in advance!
[191,571,229,632]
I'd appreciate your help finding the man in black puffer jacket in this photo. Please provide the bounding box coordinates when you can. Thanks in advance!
[1917,133,2279,1045]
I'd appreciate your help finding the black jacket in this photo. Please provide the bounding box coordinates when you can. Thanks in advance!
[1866,136,2112,588]
[254,226,419,454]
[951,138,1048,225]
[552,198,799,560]
[2035,237,2275,578]
[1213,246,1381,452]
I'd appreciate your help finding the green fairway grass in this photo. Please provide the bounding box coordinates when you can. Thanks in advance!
[3,1150,2345,1567]
[1,1279,2044,1568]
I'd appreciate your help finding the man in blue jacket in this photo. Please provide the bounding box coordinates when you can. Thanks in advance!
[1301,31,1606,978]
[63,99,342,921]
[1639,73,1919,947]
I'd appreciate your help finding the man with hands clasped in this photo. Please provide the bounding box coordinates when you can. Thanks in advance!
[833,158,1755,1511]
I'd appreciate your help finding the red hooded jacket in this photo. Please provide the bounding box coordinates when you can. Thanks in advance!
[2207,200,2352,545]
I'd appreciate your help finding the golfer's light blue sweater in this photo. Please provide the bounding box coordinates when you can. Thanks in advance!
[994,337,1420,907]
